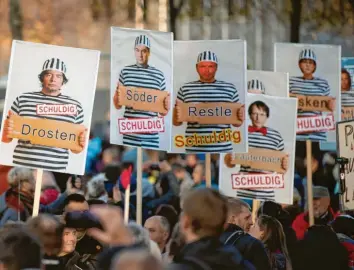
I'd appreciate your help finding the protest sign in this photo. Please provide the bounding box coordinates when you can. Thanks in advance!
[0,41,99,174]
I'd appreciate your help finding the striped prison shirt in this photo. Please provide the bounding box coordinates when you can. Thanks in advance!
[10,91,84,171]
[177,80,239,153]
[118,64,166,149]
[289,76,331,141]
[342,91,354,107]
[236,126,284,201]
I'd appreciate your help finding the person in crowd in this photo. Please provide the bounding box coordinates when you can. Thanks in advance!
[292,225,349,270]
[144,215,170,253]
[169,188,255,269]
[111,248,164,270]
[220,197,271,270]
[62,194,103,258]
[331,215,354,268]
[127,221,162,261]
[257,201,298,261]
[26,213,64,267]
[0,167,74,225]
[155,204,179,238]
[292,186,340,240]
[53,225,96,270]
[86,173,109,203]
[164,222,185,264]
[249,215,292,270]
[0,227,43,270]
[171,163,194,198]
[191,162,217,190]
[40,170,61,205]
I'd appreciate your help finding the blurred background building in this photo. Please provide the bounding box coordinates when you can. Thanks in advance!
[0,0,353,128]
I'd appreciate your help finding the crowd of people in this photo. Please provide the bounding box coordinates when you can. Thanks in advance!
[0,127,353,270]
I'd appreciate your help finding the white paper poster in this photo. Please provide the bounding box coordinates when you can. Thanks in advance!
[171,40,247,154]
[274,43,341,143]
[219,94,297,204]
[110,27,173,151]
[0,41,100,175]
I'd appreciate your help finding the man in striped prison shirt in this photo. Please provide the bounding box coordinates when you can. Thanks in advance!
[1,58,86,171]
[341,68,354,120]
[289,48,334,141]
[236,100,288,201]
[113,34,169,149]
[173,50,244,153]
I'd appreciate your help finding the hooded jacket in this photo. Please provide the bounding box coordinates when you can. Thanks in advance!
[169,236,255,270]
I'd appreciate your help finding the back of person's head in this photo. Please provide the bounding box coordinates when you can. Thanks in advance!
[299,225,349,270]
[331,215,354,239]
[257,201,292,227]
[257,215,287,253]
[111,249,163,270]
[0,222,25,241]
[86,173,108,201]
[26,214,64,256]
[168,222,185,258]
[155,204,179,233]
[63,193,89,213]
[7,167,34,188]
[181,188,228,238]
[0,228,42,270]
[127,222,151,250]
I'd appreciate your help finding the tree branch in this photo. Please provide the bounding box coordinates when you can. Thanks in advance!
[9,0,23,40]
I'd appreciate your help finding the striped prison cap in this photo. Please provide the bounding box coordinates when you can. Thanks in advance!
[42,58,67,74]
[299,48,316,63]
[197,51,218,64]
[135,35,151,49]
[248,79,265,94]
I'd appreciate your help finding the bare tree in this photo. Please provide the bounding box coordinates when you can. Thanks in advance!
[290,0,301,42]
[9,0,23,40]
[169,0,186,38]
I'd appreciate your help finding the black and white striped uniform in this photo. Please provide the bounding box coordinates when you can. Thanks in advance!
[236,126,284,201]
[10,91,84,171]
[289,76,330,141]
[119,64,166,149]
[341,90,354,120]
[177,80,239,152]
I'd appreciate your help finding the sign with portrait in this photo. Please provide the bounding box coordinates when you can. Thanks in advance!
[219,94,297,204]
[0,41,100,175]
[110,27,173,151]
[171,40,247,153]
[274,43,341,143]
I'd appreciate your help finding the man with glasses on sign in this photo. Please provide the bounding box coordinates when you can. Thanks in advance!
[235,100,288,201]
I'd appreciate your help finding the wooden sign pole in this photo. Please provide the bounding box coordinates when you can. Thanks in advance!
[32,169,43,217]
[124,184,131,224]
[205,154,211,187]
[135,0,144,226]
[252,200,260,223]
[306,140,315,226]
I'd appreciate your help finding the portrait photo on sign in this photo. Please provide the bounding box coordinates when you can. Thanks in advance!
[0,41,100,175]
[274,43,341,143]
[341,57,354,121]
[110,27,173,151]
[219,94,297,204]
[247,70,288,98]
[172,40,247,153]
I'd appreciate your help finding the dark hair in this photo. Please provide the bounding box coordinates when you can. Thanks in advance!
[64,193,87,208]
[0,228,42,269]
[38,70,68,85]
[342,68,352,90]
[26,214,64,256]
[171,163,185,172]
[248,100,270,118]
[182,188,228,237]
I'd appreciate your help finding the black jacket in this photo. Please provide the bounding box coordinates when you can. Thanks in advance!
[169,236,255,270]
[220,224,271,270]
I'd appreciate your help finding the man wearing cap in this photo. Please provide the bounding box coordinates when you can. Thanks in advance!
[248,79,266,94]
[289,48,335,141]
[113,34,169,149]
[174,50,244,152]
[1,58,86,171]
[292,185,340,240]
[235,100,288,201]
